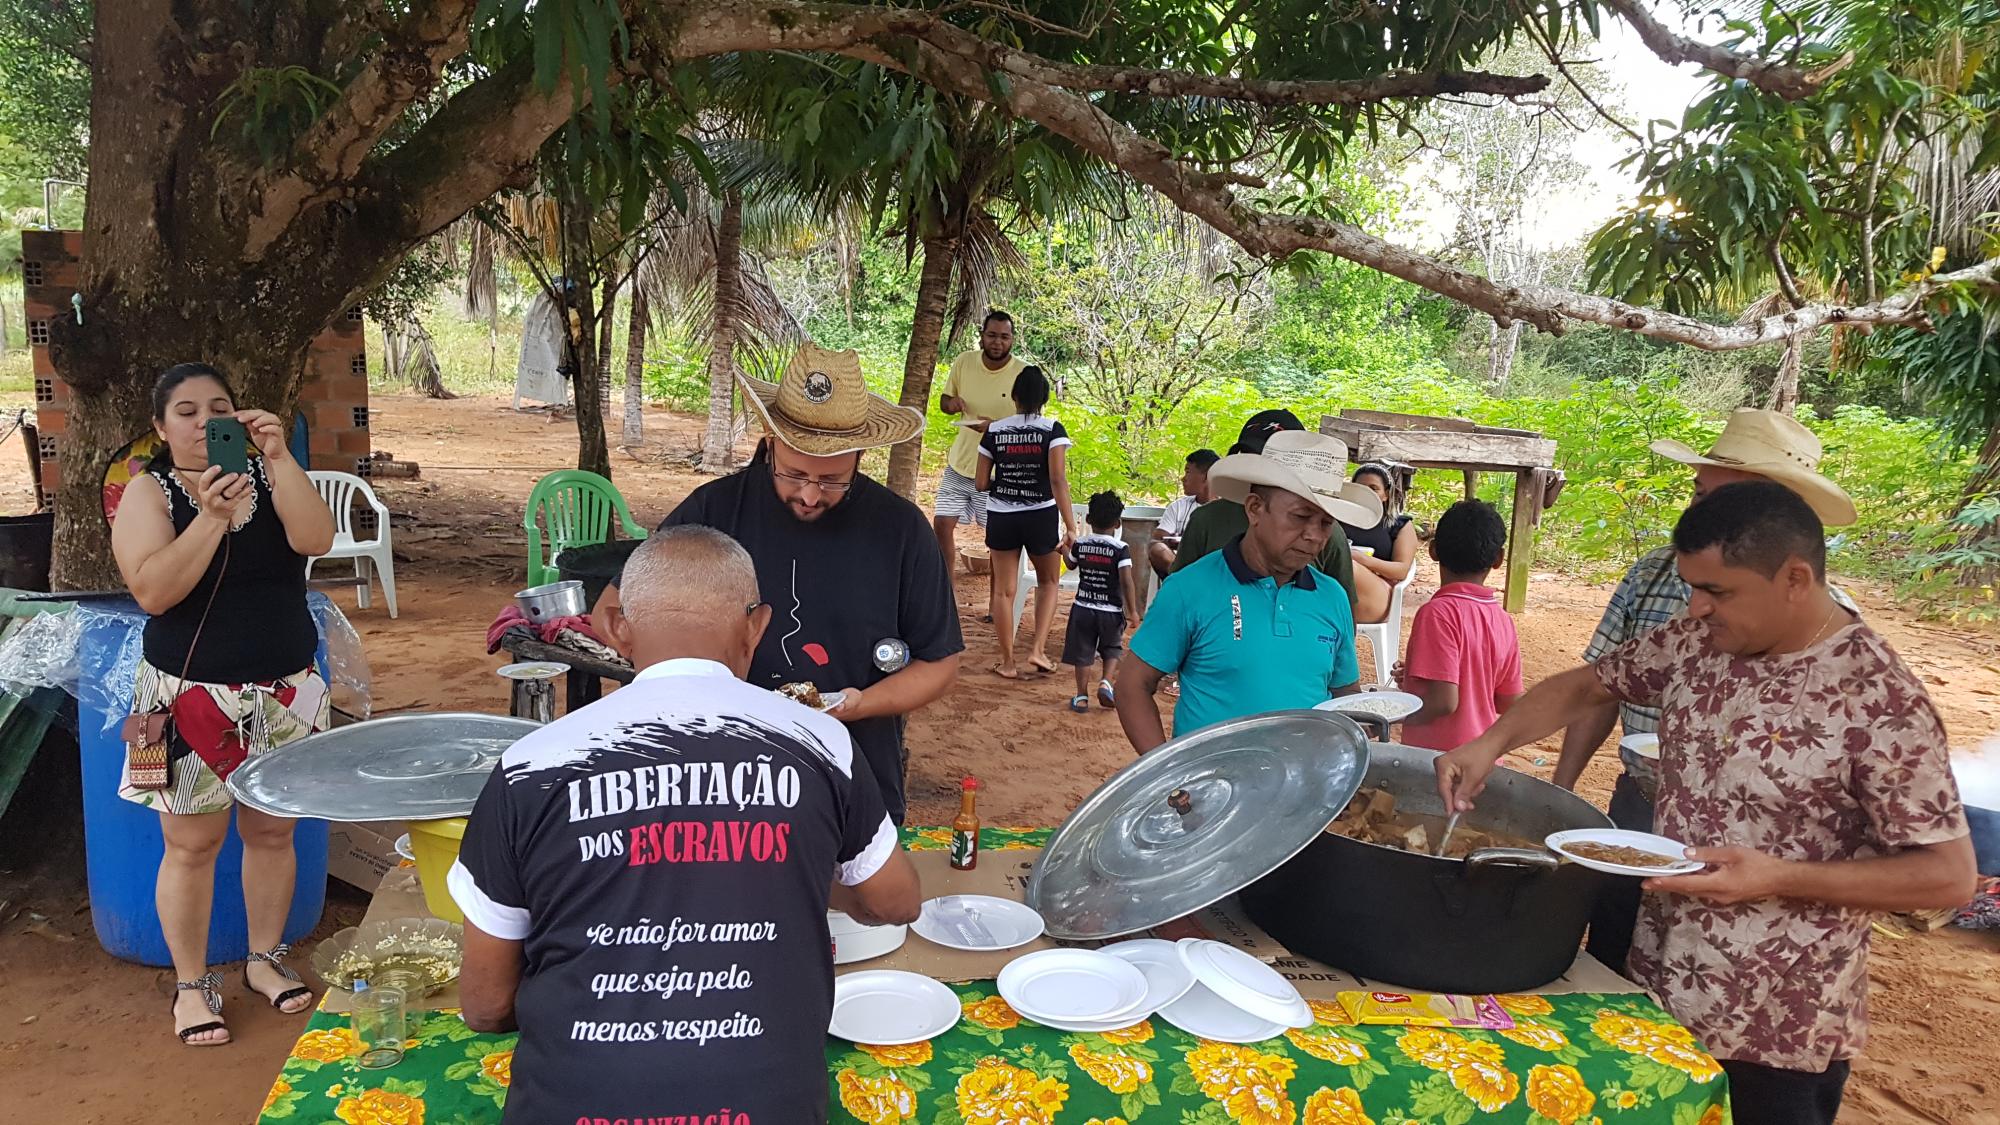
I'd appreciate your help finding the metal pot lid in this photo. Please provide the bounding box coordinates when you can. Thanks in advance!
[1028,709,1370,940]
[227,712,540,821]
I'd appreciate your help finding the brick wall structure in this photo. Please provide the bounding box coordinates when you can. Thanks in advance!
[23,229,372,511]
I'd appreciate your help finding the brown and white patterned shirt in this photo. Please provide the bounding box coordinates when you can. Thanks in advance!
[1594,612,1968,1071]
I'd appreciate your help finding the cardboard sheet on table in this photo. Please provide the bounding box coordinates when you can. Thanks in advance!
[321,865,463,1014]
[836,849,1060,982]
[1267,949,1642,1002]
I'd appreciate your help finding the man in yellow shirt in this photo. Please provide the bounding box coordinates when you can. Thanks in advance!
[935,310,1025,595]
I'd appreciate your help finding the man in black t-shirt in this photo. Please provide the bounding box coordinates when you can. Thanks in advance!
[656,343,964,823]
[454,526,922,1125]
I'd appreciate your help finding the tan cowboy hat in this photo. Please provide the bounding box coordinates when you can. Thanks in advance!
[737,343,924,457]
[1210,430,1384,527]
[1650,409,1855,526]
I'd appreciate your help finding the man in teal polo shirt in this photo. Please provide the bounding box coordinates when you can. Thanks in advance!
[1115,431,1382,752]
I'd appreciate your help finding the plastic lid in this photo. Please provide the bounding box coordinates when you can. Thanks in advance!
[1026,709,1370,940]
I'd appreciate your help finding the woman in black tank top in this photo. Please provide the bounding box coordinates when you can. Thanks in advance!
[108,364,336,1047]
[1341,464,1419,610]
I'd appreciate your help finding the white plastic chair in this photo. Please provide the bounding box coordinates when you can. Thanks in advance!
[1356,563,1416,688]
[306,470,398,618]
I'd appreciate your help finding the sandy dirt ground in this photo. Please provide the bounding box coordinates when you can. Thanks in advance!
[0,393,1995,1123]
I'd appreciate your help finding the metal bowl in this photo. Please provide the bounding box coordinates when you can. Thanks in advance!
[514,580,587,623]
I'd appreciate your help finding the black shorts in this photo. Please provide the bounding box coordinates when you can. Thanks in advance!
[1063,606,1127,666]
[985,505,1061,555]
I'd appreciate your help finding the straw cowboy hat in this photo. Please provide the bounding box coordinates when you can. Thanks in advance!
[737,343,925,457]
[1210,430,1384,528]
[1650,409,1856,526]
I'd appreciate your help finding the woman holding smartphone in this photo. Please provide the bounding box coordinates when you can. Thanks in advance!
[110,363,335,1045]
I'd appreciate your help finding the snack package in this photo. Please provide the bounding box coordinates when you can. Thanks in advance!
[1336,990,1516,1030]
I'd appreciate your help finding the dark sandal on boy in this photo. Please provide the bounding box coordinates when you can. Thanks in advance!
[1068,695,1090,713]
[245,943,313,1012]
[174,972,229,1045]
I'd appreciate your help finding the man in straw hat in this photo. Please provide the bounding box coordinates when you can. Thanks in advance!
[1115,430,1382,754]
[1436,481,1973,1125]
[656,343,963,824]
[1550,409,1863,971]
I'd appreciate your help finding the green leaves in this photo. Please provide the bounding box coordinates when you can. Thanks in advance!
[208,66,342,166]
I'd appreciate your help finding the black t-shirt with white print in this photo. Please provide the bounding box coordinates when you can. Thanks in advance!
[1069,533,1132,613]
[659,462,964,824]
[977,414,1072,512]
[450,658,897,1125]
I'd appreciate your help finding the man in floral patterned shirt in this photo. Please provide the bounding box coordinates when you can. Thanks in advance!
[1436,482,1975,1125]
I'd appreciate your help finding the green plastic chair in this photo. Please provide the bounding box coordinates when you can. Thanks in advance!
[523,470,648,588]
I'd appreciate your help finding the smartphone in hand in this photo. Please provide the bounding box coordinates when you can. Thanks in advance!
[205,417,250,477]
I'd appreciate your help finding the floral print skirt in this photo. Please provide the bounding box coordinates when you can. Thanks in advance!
[119,659,329,816]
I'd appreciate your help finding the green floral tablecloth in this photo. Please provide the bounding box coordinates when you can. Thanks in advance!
[259,827,1733,1125]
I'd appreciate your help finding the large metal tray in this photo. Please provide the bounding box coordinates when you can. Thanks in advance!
[1027,709,1369,940]
[226,712,539,821]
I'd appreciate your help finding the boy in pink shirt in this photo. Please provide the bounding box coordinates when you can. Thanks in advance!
[1399,500,1522,750]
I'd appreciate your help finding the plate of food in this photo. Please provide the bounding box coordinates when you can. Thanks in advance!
[1544,829,1704,877]
[1315,691,1423,723]
[311,917,465,994]
[775,682,845,713]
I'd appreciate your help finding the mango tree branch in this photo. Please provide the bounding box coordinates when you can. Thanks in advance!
[1598,0,1850,100]
[847,32,1996,349]
[918,20,1550,105]
[243,0,479,257]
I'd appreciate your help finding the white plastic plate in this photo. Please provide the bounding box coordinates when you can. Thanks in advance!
[1619,733,1661,760]
[998,949,1150,1025]
[911,895,1046,952]
[1156,979,1289,1044]
[1546,829,1703,877]
[1101,938,1197,1014]
[1315,691,1424,723]
[829,970,961,1045]
[1176,938,1313,1029]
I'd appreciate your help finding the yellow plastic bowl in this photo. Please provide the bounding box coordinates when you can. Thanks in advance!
[405,817,468,923]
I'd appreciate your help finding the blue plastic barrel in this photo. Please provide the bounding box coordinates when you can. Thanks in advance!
[76,600,327,966]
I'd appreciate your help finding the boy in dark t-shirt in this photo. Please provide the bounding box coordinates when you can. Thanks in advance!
[1062,492,1139,712]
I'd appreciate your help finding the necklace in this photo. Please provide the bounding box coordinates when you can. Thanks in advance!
[1800,599,1843,651]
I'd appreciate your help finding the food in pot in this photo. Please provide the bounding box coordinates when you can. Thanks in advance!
[1326,787,1537,858]
[776,682,824,708]
[1563,841,1682,868]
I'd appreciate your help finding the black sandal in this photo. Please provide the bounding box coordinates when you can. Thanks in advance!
[245,943,313,1012]
[174,972,229,1045]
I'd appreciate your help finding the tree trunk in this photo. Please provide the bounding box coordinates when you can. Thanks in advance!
[1767,335,1803,414]
[1486,318,1521,386]
[596,273,619,419]
[402,319,452,399]
[0,294,11,358]
[701,191,744,474]
[884,234,959,499]
[381,322,405,386]
[623,285,648,448]
[562,193,611,479]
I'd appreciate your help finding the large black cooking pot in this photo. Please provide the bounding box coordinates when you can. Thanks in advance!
[1238,742,1613,993]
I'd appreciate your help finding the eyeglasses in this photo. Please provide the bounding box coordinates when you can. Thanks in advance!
[771,469,854,494]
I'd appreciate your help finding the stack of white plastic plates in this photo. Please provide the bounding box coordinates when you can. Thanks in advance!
[829,971,962,1044]
[997,949,1152,1032]
[1156,938,1314,1043]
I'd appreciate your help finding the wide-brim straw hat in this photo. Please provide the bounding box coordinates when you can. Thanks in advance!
[1210,430,1384,528]
[737,343,924,457]
[1650,409,1856,527]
